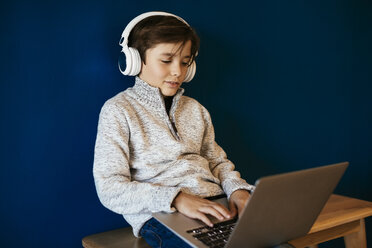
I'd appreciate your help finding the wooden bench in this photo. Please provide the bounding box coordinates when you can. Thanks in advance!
[82,194,372,248]
[289,194,372,248]
[82,226,150,248]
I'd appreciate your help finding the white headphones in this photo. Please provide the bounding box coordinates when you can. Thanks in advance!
[118,11,197,82]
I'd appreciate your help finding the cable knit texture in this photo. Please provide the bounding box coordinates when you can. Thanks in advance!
[93,77,255,236]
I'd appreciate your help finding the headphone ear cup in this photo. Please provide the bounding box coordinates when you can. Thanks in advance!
[184,61,196,82]
[118,51,127,75]
[129,47,142,76]
[118,47,133,75]
[118,47,142,76]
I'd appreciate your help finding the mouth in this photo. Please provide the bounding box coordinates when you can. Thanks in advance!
[164,81,180,88]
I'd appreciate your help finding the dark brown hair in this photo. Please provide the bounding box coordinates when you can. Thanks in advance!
[128,15,200,65]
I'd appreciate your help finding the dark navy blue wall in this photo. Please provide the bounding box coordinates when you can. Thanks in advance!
[1,0,371,247]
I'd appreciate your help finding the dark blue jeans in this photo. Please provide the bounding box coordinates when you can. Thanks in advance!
[140,218,192,248]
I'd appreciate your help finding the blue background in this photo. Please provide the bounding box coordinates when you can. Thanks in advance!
[1,0,371,247]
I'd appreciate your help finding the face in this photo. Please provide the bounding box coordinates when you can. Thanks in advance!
[139,40,192,97]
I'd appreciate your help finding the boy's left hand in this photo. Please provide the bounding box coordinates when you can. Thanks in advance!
[228,189,251,218]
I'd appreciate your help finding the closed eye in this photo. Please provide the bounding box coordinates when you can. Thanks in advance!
[161,60,189,67]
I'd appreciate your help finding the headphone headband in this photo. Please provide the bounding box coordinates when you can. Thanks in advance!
[119,11,190,47]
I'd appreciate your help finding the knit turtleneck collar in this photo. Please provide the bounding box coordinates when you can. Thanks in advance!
[131,76,185,114]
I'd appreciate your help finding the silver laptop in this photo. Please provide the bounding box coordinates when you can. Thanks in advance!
[153,162,348,248]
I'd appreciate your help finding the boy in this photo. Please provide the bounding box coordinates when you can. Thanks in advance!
[93,12,255,247]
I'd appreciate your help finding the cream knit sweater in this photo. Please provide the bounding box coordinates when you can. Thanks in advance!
[93,77,254,236]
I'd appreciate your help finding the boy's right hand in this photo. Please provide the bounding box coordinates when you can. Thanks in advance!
[171,192,232,227]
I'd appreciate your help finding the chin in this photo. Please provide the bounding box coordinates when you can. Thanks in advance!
[163,91,177,97]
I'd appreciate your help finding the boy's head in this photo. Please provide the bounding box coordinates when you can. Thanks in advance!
[128,15,199,66]
[119,12,200,85]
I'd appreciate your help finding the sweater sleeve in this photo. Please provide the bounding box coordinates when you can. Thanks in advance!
[200,107,255,198]
[93,102,181,215]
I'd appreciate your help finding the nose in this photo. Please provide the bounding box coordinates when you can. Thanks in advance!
[170,62,182,77]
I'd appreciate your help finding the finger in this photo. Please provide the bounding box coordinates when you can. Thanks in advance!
[228,200,238,218]
[199,199,232,217]
[211,203,233,219]
[200,205,227,221]
[194,211,214,227]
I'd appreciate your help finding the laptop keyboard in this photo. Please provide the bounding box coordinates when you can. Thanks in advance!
[186,218,237,248]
